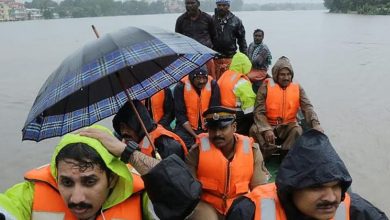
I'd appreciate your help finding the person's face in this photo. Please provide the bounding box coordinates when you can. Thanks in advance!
[185,0,199,15]
[57,159,115,220]
[192,75,208,90]
[216,3,230,17]
[253,31,264,44]
[120,122,141,143]
[208,122,236,148]
[276,68,292,88]
[292,181,342,220]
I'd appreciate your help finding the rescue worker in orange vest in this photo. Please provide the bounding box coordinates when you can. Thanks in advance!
[0,125,201,220]
[174,65,221,149]
[143,88,175,131]
[249,56,323,160]
[226,130,388,220]
[218,52,256,136]
[186,106,268,220]
[112,100,187,160]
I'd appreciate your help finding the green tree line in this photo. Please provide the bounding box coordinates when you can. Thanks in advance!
[324,0,390,15]
[24,0,244,19]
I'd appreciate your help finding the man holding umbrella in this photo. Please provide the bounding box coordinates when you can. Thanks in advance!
[0,125,201,220]
[112,100,188,160]
[174,65,221,149]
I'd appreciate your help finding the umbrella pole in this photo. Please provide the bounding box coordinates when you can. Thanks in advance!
[118,75,162,160]
[92,25,161,160]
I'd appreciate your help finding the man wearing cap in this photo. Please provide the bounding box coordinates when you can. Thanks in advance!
[226,130,388,220]
[176,0,217,78]
[113,100,187,160]
[213,0,248,80]
[186,106,268,220]
[174,66,221,149]
[249,56,323,160]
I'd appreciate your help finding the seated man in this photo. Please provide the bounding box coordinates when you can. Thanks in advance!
[174,66,221,149]
[143,88,175,131]
[227,130,388,220]
[218,52,256,135]
[112,100,187,160]
[0,125,201,220]
[186,106,268,220]
[250,56,323,159]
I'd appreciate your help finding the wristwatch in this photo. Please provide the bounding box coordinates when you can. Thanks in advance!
[120,140,139,163]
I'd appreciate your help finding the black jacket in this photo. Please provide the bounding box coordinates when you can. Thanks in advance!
[213,11,247,58]
[175,10,216,49]
[227,130,388,220]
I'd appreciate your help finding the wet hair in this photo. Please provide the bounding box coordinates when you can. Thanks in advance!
[55,143,112,180]
[253,29,264,36]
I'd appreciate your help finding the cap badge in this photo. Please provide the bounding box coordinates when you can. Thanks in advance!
[212,113,220,120]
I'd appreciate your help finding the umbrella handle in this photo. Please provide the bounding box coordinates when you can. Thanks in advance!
[91,25,161,160]
[126,100,162,160]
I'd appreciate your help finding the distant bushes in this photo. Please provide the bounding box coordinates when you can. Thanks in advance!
[324,0,390,15]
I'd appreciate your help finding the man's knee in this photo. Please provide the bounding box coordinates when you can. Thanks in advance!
[188,201,220,220]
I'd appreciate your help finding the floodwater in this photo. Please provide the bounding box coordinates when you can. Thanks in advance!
[0,10,389,214]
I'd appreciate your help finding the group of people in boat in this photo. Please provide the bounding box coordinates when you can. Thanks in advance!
[0,0,388,219]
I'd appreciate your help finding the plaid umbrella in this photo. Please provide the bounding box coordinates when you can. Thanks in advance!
[22,26,215,141]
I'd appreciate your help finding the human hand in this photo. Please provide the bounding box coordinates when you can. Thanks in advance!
[263,130,275,144]
[77,127,126,157]
[313,124,324,133]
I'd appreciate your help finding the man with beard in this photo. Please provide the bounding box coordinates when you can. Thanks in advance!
[0,125,201,220]
[249,56,323,160]
[176,0,216,78]
[226,129,388,220]
[174,66,221,149]
[185,106,268,220]
[213,0,247,80]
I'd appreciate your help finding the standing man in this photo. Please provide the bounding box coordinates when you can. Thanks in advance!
[186,106,268,220]
[143,88,175,131]
[113,100,187,160]
[213,0,247,80]
[227,130,388,220]
[250,56,323,159]
[174,66,221,149]
[247,29,272,93]
[176,0,217,78]
[0,125,201,220]
[218,52,256,135]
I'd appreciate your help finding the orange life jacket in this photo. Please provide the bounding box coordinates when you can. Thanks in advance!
[150,89,165,123]
[24,164,144,220]
[265,79,300,125]
[140,124,188,156]
[218,69,249,108]
[197,133,254,214]
[182,75,212,130]
[247,183,351,220]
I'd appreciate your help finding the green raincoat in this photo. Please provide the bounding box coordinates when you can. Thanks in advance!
[228,51,256,114]
[0,125,152,220]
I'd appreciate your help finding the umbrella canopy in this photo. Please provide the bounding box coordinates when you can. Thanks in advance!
[23,26,216,141]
